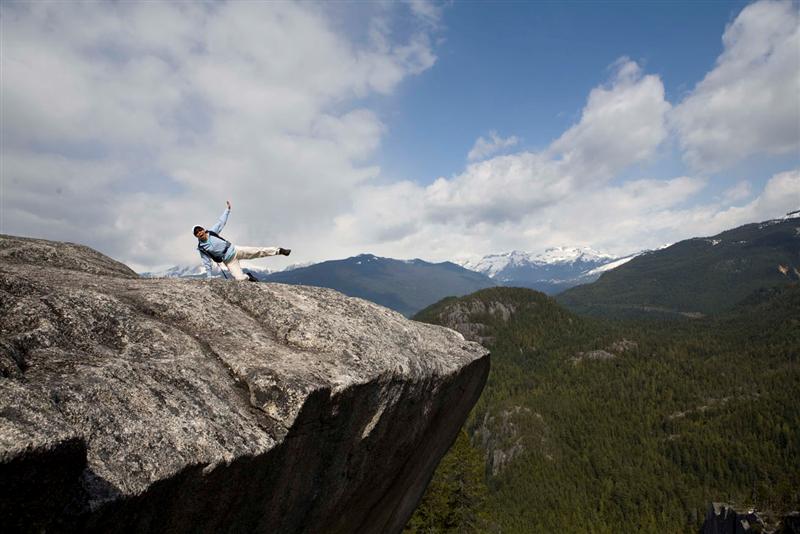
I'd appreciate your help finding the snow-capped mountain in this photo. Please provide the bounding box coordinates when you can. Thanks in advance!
[462,247,615,277]
[142,245,645,297]
[140,264,209,278]
[140,264,279,279]
[460,247,636,294]
[582,254,637,277]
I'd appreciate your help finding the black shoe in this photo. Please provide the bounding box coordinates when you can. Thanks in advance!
[279,248,291,256]
[246,272,259,282]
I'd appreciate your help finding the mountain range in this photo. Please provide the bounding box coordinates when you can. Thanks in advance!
[260,254,495,317]
[557,214,800,318]
[141,214,799,318]
[140,262,313,280]
[141,247,632,314]
[141,255,499,315]
[458,247,638,294]
[140,264,275,279]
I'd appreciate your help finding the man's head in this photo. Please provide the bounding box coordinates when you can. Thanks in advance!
[193,226,208,241]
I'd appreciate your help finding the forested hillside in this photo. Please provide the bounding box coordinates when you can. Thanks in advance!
[406,286,800,533]
[557,217,800,318]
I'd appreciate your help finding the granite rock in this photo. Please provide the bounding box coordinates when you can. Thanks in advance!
[0,234,489,533]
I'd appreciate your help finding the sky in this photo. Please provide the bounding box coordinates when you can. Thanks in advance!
[1,0,799,272]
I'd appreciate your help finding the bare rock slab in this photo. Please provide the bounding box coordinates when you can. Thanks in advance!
[0,234,489,533]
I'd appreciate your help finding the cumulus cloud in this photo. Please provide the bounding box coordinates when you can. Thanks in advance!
[341,166,797,263]
[709,169,800,226]
[0,1,438,270]
[534,169,799,254]
[326,73,691,263]
[671,0,800,172]
[467,131,520,161]
[332,50,795,262]
[721,181,753,203]
[2,0,795,272]
[405,0,445,28]
[550,58,671,182]
[338,58,672,247]
[337,175,709,261]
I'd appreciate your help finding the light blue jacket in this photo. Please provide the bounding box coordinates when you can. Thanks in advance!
[197,208,236,276]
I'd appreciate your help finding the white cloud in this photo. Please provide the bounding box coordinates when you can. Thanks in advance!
[721,181,753,203]
[405,0,445,27]
[2,0,795,274]
[2,149,128,241]
[330,11,799,264]
[526,176,710,254]
[671,0,800,172]
[549,169,799,253]
[329,45,796,262]
[467,131,520,161]
[342,7,797,262]
[713,169,800,225]
[341,58,670,233]
[549,58,671,182]
[339,166,798,262]
[0,1,438,270]
[330,59,679,257]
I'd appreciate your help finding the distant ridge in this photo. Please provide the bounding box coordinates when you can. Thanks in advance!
[459,247,636,294]
[262,253,496,316]
[557,216,800,318]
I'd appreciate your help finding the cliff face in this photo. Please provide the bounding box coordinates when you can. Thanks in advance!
[0,235,490,533]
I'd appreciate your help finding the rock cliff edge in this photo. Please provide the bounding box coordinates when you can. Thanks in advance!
[0,235,490,533]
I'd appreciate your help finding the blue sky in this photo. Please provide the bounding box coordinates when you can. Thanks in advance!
[380,0,753,183]
[1,0,798,271]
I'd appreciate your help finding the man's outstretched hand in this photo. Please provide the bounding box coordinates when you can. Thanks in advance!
[279,248,291,256]
[226,200,232,210]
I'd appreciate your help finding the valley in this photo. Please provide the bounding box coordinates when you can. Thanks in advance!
[406,216,800,533]
[407,285,799,532]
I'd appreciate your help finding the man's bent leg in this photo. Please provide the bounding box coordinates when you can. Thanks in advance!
[224,257,249,281]
[234,246,281,260]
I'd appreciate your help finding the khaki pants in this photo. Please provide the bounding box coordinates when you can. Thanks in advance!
[224,246,280,281]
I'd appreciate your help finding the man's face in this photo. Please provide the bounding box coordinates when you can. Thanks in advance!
[194,228,208,242]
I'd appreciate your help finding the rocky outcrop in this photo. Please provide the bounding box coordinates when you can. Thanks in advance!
[571,339,638,365]
[438,299,516,346]
[0,235,489,533]
[701,503,800,534]
[570,349,616,365]
[474,406,529,476]
[608,338,638,353]
[474,406,554,476]
[701,503,767,533]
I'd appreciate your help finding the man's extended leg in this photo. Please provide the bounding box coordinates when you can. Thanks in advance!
[234,246,281,260]
[224,256,249,281]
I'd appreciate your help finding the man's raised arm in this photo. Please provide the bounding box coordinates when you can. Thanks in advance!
[209,200,232,233]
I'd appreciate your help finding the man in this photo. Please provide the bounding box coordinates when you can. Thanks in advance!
[193,200,290,281]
